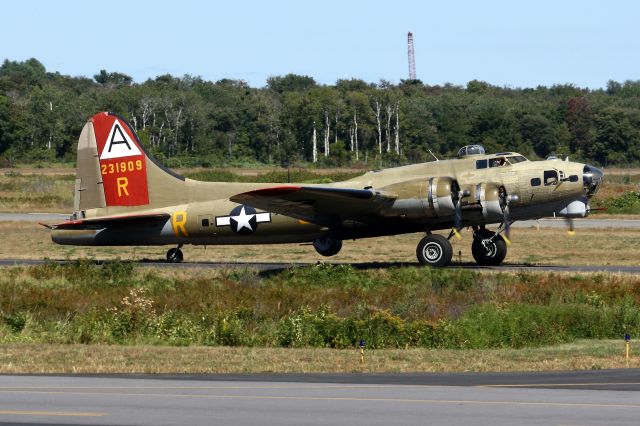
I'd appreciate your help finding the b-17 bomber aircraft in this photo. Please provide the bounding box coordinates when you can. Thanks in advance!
[44,112,604,267]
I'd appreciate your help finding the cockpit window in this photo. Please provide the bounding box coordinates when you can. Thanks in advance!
[476,159,488,169]
[544,170,558,185]
[489,157,507,167]
[507,155,528,163]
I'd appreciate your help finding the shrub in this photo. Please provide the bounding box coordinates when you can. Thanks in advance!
[600,191,640,214]
[2,263,640,348]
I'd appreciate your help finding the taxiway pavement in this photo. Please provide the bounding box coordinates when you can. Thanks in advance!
[1,370,640,425]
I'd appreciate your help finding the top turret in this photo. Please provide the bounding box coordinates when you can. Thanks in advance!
[457,145,486,158]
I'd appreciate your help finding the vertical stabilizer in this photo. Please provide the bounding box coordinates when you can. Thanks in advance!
[74,112,186,218]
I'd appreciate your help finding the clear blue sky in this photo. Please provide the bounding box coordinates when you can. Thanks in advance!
[2,0,638,88]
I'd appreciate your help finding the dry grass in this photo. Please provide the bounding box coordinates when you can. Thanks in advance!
[0,340,635,374]
[602,167,640,175]
[6,221,640,266]
[596,181,640,201]
[0,172,74,213]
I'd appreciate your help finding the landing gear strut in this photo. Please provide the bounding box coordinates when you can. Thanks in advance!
[416,234,453,267]
[471,228,507,266]
[166,245,184,263]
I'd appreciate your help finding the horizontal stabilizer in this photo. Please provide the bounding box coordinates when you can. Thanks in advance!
[44,213,171,230]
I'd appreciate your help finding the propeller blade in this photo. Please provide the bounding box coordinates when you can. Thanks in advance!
[503,202,512,246]
[451,182,463,239]
[454,194,462,230]
[500,187,512,245]
[567,217,576,236]
[451,192,463,239]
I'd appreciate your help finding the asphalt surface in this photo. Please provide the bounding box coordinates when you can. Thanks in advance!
[514,217,640,228]
[0,213,69,222]
[1,370,640,425]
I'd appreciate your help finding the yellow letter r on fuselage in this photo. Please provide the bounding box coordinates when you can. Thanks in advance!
[172,211,189,237]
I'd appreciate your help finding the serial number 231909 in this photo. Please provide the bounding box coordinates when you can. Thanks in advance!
[101,160,143,175]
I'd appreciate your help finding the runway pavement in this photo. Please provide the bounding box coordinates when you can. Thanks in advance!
[0,212,69,222]
[1,370,640,425]
[513,218,640,228]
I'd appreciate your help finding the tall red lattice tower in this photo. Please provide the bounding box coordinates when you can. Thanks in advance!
[407,32,416,80]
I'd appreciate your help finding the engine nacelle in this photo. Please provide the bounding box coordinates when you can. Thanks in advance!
[556,198,588,218]
[476,182,503,220]
[428,176,457,216]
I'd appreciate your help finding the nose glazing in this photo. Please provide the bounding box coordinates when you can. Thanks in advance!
[583,164,604,196]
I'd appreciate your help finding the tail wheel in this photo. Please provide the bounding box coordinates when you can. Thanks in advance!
[416,234,453,267]
[313,237,342,257]
[471,230,507,266]
[166,247,184,263]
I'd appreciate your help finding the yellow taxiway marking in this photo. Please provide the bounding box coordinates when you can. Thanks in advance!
[0,410,106,417]
[480,382,640,388]
[2,382,639,391]
[0,384,393,391]
[1,389,640,410]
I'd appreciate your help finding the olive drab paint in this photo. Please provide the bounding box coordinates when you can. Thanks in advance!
[93,113,149,207]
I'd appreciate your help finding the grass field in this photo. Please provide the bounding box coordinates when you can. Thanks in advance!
[0,340,636,374]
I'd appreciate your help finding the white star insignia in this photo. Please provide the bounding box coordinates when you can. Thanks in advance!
[215,207,271,233]
[231,206,255,232]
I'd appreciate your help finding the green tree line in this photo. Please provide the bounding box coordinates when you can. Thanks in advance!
[1,57,640,167]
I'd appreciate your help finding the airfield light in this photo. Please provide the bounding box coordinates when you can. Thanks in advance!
[625,334,631,367]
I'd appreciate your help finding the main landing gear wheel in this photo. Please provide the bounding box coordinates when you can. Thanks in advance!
[313,237,343,257]
[166,247,184,263]
[471,229,507,266]
[416,234,453,267]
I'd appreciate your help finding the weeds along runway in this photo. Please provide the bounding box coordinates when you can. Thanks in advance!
[0,258,639,274]
[1,370,640,426]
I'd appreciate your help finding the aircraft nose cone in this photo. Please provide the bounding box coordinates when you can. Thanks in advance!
[583,164,604,196]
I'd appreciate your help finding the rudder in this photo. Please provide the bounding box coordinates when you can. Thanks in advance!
[93,112,149,207]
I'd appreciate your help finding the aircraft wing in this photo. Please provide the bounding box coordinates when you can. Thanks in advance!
[230,185,396,226]
[41,213,171,230]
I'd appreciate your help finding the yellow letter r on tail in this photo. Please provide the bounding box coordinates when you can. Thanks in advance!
[116,177,129,197]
